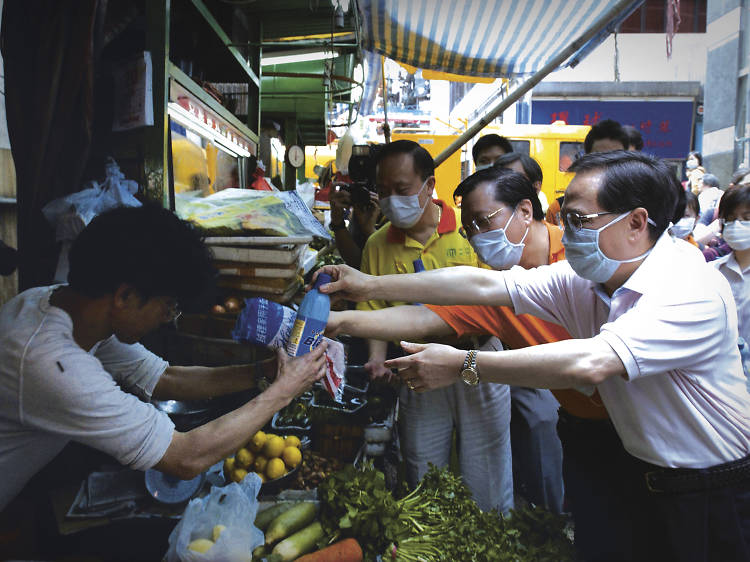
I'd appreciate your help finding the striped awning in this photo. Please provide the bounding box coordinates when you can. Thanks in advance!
[359,0,638,77]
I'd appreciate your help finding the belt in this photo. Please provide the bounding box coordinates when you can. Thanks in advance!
[643,453,750,494]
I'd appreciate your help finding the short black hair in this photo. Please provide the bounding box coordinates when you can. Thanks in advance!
[472,134,514,164]
[454,167,544,221]
[568,151,680,241]
[583,119,629,154]
[68,205,216,311]
[718,185,750,220]
[688,151,702,166]
[493,152,543,185]
[622,125,644,151]
[375,139,434,181]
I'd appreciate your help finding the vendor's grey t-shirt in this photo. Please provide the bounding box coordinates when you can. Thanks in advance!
[0,286,175,510]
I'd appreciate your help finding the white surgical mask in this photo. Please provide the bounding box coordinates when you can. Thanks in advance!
[475,163,492,171]
[562,212,655,283]
[378,179,430,229]
[669,216,696,239]
[723,220,750,251]
[470,210,528,270]
[686,159,698,170]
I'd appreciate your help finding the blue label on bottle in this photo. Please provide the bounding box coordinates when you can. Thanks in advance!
[286,316,327,356]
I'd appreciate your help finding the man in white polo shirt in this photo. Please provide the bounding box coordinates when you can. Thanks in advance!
[317,151,750,561]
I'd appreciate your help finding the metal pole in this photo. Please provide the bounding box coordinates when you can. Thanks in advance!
[434,0,636,167]
[381,56,391,143]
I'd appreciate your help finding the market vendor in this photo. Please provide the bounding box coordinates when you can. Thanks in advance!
[316,151,750,561]
[0,205,328,512]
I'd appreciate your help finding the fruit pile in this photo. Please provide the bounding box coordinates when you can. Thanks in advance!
[223,431,302,485]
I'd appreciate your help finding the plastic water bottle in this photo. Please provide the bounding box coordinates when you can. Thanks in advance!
[286,273,332,356]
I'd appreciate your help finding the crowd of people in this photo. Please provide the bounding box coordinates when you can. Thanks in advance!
[319,120,750,561]
[0,115,748,562]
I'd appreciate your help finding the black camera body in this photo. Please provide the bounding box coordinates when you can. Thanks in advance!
[340,144,382,207]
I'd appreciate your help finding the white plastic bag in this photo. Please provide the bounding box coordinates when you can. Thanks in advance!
[42,158,141,282]
[165,474,264,562]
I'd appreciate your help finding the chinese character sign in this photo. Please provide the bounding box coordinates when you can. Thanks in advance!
[532,100,694,159]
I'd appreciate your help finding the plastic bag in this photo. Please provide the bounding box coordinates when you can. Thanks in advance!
[41,158,141,282]
[165,474,264,562]
[296,180,316,210]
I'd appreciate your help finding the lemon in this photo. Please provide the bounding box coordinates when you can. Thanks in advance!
[235,447,254,469]
[282,446,302,469]
[254,472,267,483]
[223,457,235,480]
[263,435,286,459]
[254,455,268,473]
[231,467,248,483]
[249,430,267,453]
[212,524,226,542]
[265,457,286,480]
[188,538,214,553]
[284,435,301,448]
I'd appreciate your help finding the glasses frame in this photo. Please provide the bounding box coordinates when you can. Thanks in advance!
[164,300,182,324]
[463,207,507,238]
[563,211,619,232]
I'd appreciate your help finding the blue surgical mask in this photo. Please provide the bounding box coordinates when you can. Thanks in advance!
[561,211,655,283]
[476,163,493,171]
[379,179,430,229]
[470,210,528,270]
[669,217,695,239]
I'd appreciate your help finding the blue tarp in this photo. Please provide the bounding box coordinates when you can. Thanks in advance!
[359,0,642,77]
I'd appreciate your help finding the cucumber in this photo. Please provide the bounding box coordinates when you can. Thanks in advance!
[252,544,268,559]
[265,502,317,545]
[254,503,298,531]
[270,521,324,562]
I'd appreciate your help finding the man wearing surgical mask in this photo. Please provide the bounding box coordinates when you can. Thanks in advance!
[317,151,750,561]
[356,140,512,514]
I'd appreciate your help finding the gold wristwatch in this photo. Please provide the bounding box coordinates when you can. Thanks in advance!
[460,350,480,386]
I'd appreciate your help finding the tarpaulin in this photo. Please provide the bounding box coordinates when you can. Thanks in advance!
[359,0,637,77]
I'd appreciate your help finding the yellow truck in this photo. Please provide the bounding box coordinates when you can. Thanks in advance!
[393,121,590,206]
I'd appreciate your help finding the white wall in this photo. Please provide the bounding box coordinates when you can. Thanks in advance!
[545,33,707,84]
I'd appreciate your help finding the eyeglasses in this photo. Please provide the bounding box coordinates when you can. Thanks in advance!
[563,211,619,232]
[463,207,506,237]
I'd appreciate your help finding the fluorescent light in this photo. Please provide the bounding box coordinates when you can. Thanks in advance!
[167,102,251,157]
[262,48,337,66]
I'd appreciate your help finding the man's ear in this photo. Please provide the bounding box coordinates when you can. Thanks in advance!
[518,199,534,222]
[629,208,651,239]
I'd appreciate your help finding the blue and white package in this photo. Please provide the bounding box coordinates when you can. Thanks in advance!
[232,297,295,350]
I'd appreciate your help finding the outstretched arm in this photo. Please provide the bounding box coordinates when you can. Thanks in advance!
[327,305,455,341]
[386,337,626,393]
[315,264,513,307]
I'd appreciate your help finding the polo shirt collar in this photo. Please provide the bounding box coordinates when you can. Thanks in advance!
[386,199,454,243]
[611,230,677,296]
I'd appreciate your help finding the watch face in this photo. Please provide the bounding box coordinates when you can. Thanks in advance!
[461,368,479,385]
[287,145,304,168]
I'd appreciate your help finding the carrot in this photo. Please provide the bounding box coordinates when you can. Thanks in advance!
[295,538,363,562]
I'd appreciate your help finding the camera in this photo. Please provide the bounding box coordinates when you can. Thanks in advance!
[339,144,382,207]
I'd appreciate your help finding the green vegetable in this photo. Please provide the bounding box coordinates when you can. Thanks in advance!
[270,521,325,561]
[318,463,576,562]
[251,544,269,559]
[255,503,298,532]
[265,502,317,545]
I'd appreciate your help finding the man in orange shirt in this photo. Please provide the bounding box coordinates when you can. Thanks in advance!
[328,168,635,562]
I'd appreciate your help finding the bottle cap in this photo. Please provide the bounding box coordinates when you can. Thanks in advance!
[314,273,333,288]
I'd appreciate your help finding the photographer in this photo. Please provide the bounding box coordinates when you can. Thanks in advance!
[329,181,382,269]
